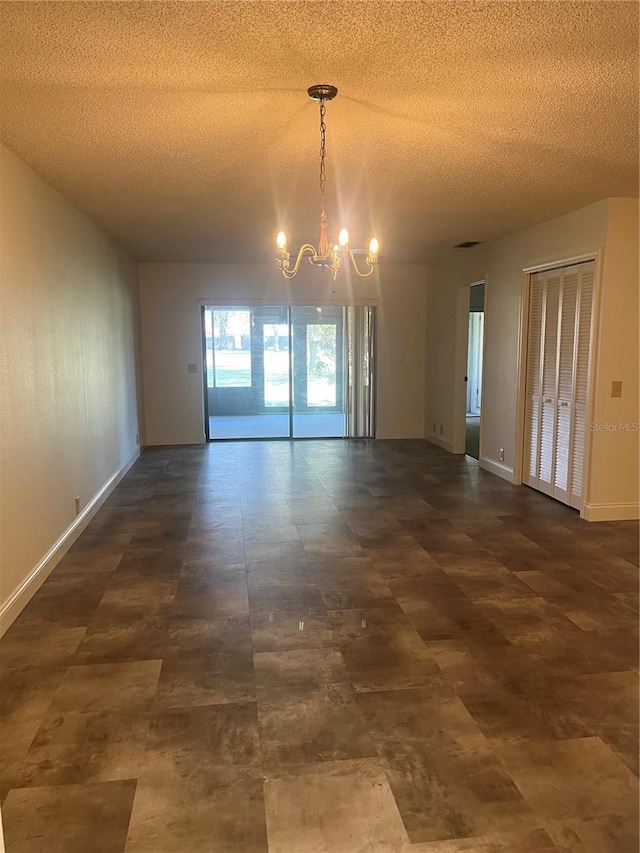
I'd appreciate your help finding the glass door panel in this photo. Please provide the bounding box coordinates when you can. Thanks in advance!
[206,306,289,438]
[253,307,290,439]
[263,323,290,409]
[291,307,346,438]
[306,324,337,407]
[206,308,253,434]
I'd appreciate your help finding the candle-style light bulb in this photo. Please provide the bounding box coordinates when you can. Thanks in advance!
[369,237,379,258]
[338,228,349,247]
[276,231,287,251]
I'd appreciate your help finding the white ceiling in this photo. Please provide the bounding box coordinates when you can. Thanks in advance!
[1,1,638,263]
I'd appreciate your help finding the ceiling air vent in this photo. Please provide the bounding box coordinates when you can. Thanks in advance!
[454,241,483,248]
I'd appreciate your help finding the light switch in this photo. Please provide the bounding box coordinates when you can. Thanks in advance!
[187,364,198,374]
[611,380,622,398]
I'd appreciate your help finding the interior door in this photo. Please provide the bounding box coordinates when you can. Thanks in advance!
[522,261,594,509]
[553,270,578,503]
[523,273,544,488]
[537,271,561,496]
[569,265,594,508]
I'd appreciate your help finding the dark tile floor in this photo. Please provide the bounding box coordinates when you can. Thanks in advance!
[1,440,638,852]
[465,415,480,460]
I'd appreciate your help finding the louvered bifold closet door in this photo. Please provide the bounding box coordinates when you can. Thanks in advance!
[537,271,561,495]
[523,260,595,510]
[569,263,595,508]
[523,273,544,487]
[553,269,578,502]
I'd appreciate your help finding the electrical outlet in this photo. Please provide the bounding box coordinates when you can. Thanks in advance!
[499,448,505,461]
[74,496,80,515]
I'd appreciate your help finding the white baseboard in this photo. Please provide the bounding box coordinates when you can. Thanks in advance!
[479,455,515,483]
[0,447,141,638]
[583,502,640,522]
[425,432,454,452]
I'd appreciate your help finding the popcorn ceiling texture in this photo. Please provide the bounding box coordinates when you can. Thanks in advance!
[0,1,637,262]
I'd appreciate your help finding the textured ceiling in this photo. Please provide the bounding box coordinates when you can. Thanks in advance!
[1,1,638,263]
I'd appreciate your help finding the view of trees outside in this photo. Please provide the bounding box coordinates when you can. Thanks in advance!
[306,324,337,406]
[204,309,337,407]
[205,310,252,388]
[263,324,289,407]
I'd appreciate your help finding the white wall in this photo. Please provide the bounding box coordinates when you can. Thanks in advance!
[138,262,427,444]
[425,198,640,519]
[0,145,142,634]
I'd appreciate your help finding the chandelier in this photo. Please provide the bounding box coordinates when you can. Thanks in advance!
[275,84,380,280]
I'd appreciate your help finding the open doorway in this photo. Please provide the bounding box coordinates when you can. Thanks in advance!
[465,283,485,459]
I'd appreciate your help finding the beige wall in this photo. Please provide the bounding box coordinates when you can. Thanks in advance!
[138,262,427,444]
[482,200,610,474]
[587,198,640,517]
[0,145,142,633]
[424,246,489,450]
[425,198,640,519]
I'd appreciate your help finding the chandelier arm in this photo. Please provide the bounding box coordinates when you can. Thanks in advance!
[347,248,376,278]
[280,244,317,278]
[279,265,298,280]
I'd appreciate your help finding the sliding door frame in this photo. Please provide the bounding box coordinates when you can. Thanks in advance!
[201,305,212,441]
[199,298,379,442]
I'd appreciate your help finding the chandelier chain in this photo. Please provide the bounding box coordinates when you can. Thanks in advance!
[319,99,327,226]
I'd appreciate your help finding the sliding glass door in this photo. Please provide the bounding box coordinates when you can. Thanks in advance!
[203,305,374,440]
